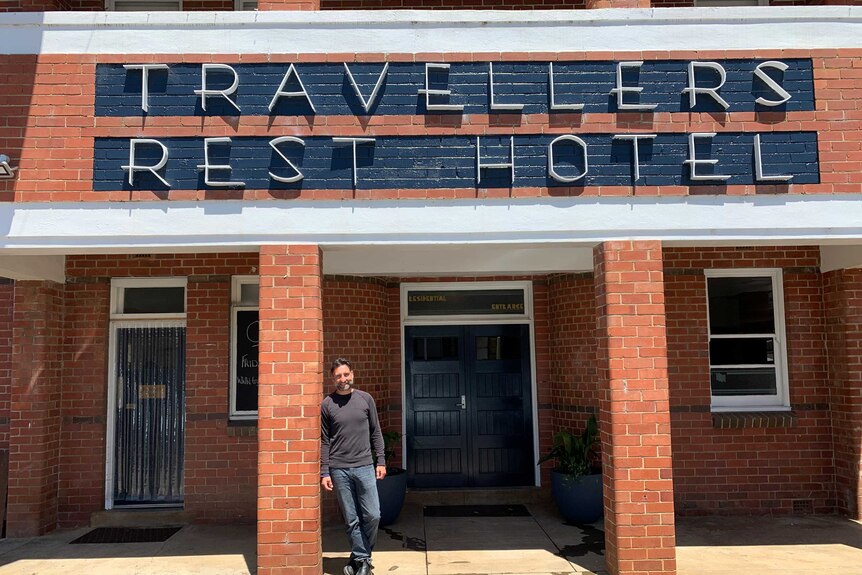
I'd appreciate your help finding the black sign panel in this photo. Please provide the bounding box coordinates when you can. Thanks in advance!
[407,289,525,316]
[234,309,259,413]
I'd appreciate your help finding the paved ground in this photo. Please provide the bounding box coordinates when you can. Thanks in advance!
[0,503,860,575]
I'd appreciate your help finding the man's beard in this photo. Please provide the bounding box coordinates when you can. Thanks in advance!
[336,380,353,392]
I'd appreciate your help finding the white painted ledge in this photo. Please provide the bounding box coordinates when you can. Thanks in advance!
[0,7,859,54]
[0,195,861,254]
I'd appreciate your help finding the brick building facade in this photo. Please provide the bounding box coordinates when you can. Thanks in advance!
[0,2,860,575]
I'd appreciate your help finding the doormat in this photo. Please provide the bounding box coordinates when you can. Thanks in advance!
[70,526,182,544]
[423,504,531,517]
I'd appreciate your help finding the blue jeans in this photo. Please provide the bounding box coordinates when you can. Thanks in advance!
[330,465,381,563]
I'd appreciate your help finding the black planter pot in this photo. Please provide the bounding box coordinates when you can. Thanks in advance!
[551,470,603,524]
[376,468,407,526]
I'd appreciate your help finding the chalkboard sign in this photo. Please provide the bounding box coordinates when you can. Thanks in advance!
[234,309,259,413]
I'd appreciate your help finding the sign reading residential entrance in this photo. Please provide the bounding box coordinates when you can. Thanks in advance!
[407,289,525,316]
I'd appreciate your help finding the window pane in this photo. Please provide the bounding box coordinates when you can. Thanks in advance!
[234,310,258,413]
[708,276,775,335]
[710,337,774,366]
[711,367,777,396]
[413,337,458,361]
[476,336,520,361]
[239,283,259,306]
[123,287,185,314]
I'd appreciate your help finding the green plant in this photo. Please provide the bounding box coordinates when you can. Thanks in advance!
[374,431,403,472]
[537,414,599,479]
[382,431,401,470]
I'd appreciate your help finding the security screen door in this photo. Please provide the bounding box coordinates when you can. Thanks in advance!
[112,323,186,505]
[405,324,534,488]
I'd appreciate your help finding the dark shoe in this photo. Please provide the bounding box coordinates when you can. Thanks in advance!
[355,559,372,575]
[343,559,357,575]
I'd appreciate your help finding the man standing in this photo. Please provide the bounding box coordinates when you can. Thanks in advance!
[321,358,386,575]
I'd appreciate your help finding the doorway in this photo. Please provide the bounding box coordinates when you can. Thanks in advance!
[107,279,187,508]
[404,324,534,488]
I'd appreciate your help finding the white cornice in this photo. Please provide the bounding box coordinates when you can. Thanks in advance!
[0,7,859,55]
[1,195,862,254]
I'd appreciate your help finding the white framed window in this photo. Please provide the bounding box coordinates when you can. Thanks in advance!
[107,0,182,10]
[235,0,257,9]
[695,0,768,6]
[111,277,187,320]
[230,275,259,420]
[706,269,789,411]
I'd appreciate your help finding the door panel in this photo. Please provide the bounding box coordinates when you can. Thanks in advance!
[405,324,533,488]
[467,324,534,487]
[405,326,468,487]
[113,324,186,505]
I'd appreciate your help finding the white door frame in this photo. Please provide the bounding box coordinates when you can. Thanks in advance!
[105,277,187,510]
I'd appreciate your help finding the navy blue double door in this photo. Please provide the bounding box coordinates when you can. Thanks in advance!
[405,324,534,488]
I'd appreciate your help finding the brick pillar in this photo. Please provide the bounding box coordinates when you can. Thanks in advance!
[824,268,862,519]
[255,0,319,10]
[594,241,676,575]
[258,245,324,575]
[6,280,64,537]
[586,0,649,8]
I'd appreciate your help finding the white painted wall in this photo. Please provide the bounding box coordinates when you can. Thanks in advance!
[0,7,859,55]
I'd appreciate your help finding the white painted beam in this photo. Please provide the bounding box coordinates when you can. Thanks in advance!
[820,245,862,273]
[0,196,860,254]
[323,245,594,276]
[0,255,65,282]
[0,7,859,55]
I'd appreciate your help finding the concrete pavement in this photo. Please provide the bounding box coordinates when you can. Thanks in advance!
[0,503,860,575]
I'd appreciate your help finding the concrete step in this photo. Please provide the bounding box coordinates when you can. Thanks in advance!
[90,508,190,528]
[405,486,548,506]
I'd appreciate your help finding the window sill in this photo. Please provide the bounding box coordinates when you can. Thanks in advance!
[227,418,257,437]
[711,410,796,429]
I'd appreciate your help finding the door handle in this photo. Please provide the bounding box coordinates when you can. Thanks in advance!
[458,395,466,409]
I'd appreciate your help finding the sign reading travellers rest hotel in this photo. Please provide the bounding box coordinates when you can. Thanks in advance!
[94,58,819,191]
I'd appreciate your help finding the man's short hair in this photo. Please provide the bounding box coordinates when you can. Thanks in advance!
[330,357,353,374]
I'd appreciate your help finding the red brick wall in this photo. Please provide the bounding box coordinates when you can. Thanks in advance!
[60,253,259,527]
[7,280,64,537]
[0,0,70,11]
[545,273,599,481]
[322,276,389,415]
[58,279,109,527]
[823,268,862,519]
[664,247,833,515]
[0,280,13,454]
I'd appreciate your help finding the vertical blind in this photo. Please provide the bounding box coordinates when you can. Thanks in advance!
[114,325,186,505]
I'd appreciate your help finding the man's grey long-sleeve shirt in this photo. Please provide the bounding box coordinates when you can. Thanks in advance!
[320,389,385,477]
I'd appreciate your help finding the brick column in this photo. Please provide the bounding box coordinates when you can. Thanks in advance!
[255,0,319,10]
[6,280,64,537]
[824,268,862,519]
[258,245,324,575]
[594,241,675,575]
[586,0,649,8]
